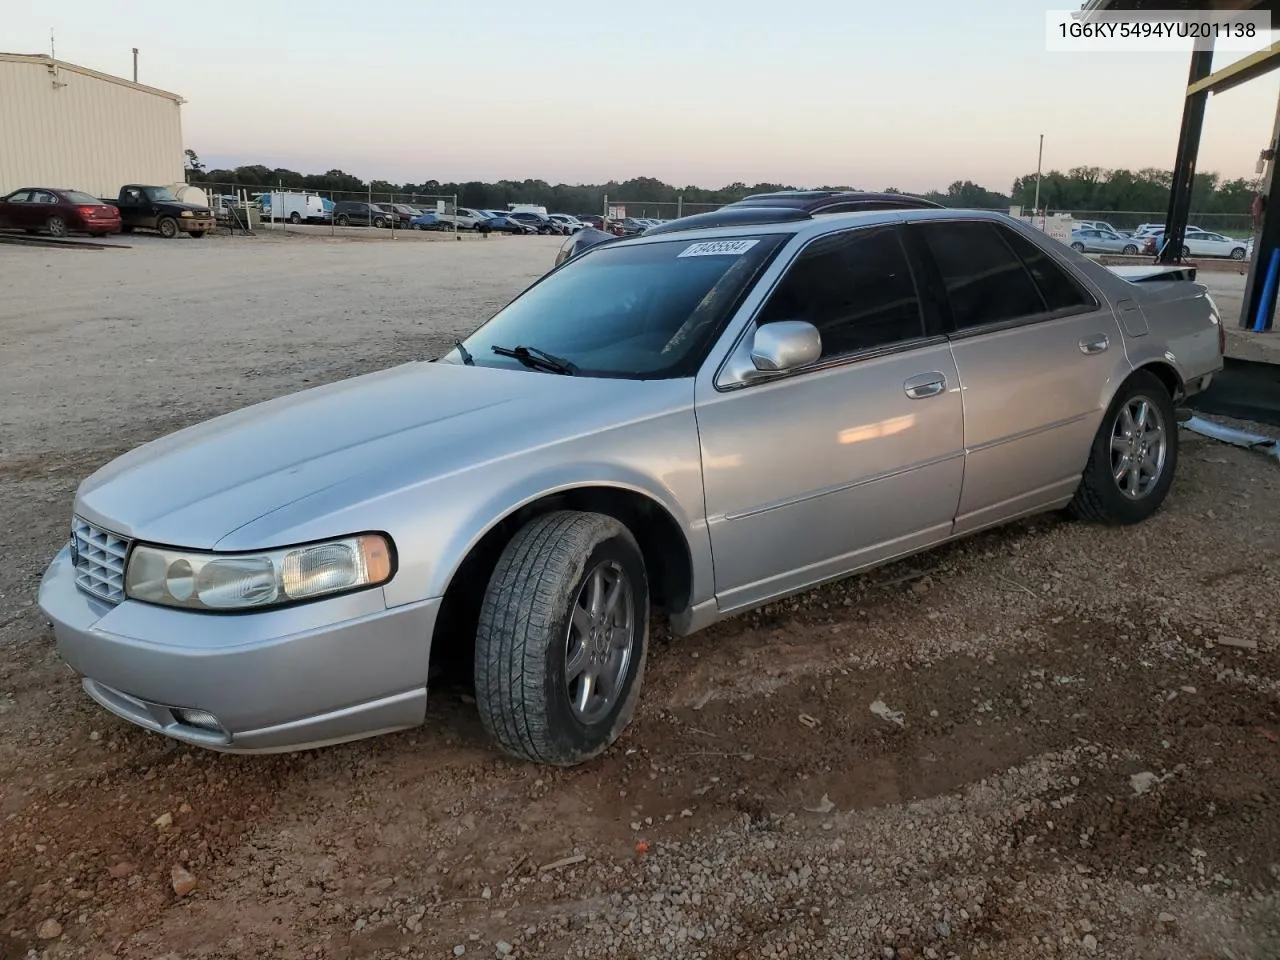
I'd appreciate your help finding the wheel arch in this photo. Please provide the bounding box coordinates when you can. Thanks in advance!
[428,482,696,673]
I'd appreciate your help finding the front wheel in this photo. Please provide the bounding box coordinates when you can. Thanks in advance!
[158,216,179,239]
[1068,370,1177,525]
[474,511,649,766]
[188,230,206,239]
[336,214,350,226]
[1122,244,1138,255]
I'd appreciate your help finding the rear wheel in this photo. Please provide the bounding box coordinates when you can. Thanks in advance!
[1231,246,1246,260]
[1070,241,1085,252]
[374,217,387,228]
[288,211,302,224]
[474,511,649,766]
[1181,245,1190,258]
[1069,370,1177,525]
[1122,244,1138,255]
[158,216,179,239]
[336,214,350,226]
[46,216,68,238]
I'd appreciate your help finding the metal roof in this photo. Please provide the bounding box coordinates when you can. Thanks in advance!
[0,53,185,103]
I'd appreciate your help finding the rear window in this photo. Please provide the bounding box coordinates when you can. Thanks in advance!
[63,191,100,205]
[452,235,786,378]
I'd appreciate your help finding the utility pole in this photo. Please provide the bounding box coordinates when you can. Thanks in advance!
[1033,133,1044,220]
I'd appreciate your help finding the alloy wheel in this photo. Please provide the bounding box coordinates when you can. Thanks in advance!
[564,560,635,724]
[1110,396,1167,500]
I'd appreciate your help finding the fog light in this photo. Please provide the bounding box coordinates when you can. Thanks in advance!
[173,708,223,732]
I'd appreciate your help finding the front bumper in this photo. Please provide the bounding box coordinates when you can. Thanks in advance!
[37,544,440,753]
[179,217,215,233]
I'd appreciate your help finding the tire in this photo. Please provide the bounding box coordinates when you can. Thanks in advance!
[1231,247,1246,260]
[1122,244,1138,255]
[1070,242,1085,252]
[374,217,387,228]
[336,214,350,226]
[158,216,179,239]
[1181,245,1190,258]
[1068,370,1178,525]
[288,212,302,224]
[188,230,206,239]
[121,225,134,234]
[46,216,68,239]
[474,511,649,766]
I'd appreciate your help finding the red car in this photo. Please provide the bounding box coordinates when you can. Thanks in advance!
[0,187,122,238]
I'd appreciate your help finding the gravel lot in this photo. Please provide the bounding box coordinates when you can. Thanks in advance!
[1,232,1278,960]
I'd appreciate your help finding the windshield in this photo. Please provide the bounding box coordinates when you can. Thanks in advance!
[64,191,101,205]
[447,234,785,379]
[144,187,178,201]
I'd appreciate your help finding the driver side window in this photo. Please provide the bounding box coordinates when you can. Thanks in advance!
[756,225,925,360]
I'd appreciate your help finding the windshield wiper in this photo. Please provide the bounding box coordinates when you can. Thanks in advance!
[453,338,475,366]
[491,344,578,375]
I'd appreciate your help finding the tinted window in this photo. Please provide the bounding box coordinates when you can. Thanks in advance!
[757,226,924,358]
[452,234,784,378]
[1000,226,1094,313]
[916,221,1045,330]
[4,191,31,203]
[63,190,100,205]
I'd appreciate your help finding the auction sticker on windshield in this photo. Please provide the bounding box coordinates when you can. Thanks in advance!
[677,239,759,258]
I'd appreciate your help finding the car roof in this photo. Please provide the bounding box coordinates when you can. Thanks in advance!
[610,206,1037,250]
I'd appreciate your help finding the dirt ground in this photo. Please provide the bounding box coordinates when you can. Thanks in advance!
[1,232,1279,960]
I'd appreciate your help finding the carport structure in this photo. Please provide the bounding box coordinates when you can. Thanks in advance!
[1083,0,1279,331]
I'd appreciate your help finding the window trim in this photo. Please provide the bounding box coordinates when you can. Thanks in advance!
[713,222,946,392]
[906,217,1101,341]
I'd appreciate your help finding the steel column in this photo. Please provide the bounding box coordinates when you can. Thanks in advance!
[1159,45,1215,265]
[1240,89,1280,331]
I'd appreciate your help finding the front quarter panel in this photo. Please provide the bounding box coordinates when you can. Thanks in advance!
[215,380,713,616]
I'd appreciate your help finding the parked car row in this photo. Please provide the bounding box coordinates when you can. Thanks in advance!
[0,183,216,239]
[1069,220,1254,260]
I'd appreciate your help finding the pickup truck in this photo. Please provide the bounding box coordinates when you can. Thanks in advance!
[103,185,215,239]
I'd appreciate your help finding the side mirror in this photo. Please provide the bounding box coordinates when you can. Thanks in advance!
[750,321,821,373]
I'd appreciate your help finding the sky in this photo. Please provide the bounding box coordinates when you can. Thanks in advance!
[8,0,1280,193]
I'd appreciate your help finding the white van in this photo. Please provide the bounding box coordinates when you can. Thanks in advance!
[508,203,548,216]
[262,192,330,224]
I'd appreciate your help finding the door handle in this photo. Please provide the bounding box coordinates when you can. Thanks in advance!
[1079,335,1109,355]
[903,373,946,400]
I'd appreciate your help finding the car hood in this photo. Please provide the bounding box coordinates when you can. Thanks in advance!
[75,361,683,549]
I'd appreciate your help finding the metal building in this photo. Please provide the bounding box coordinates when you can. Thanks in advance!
[0,53,185,197]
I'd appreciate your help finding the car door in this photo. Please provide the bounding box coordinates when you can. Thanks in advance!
[696,223,966,613]
[908,218,1126,535]
[0,190,31,228]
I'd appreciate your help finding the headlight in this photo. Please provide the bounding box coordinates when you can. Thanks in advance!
[124,534,394,611]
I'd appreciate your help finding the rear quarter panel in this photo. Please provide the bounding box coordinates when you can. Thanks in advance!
[1079,263,1224,391]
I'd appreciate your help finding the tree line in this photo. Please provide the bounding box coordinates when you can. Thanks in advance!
[183,151,1259,216]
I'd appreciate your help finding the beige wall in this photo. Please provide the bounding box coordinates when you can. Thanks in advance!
[0,57,185,197]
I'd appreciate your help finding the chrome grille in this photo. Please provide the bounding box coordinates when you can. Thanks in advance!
[71,517,131,604]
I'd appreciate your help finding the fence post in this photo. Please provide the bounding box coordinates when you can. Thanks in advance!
[453,194,459,239]
[677,195,683,219]
[603,193,608,221]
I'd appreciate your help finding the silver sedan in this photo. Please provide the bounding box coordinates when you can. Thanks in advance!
[1069,227,1142,255]
[38,207,1224,765]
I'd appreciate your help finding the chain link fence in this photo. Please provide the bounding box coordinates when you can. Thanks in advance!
[189,182,469,238]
